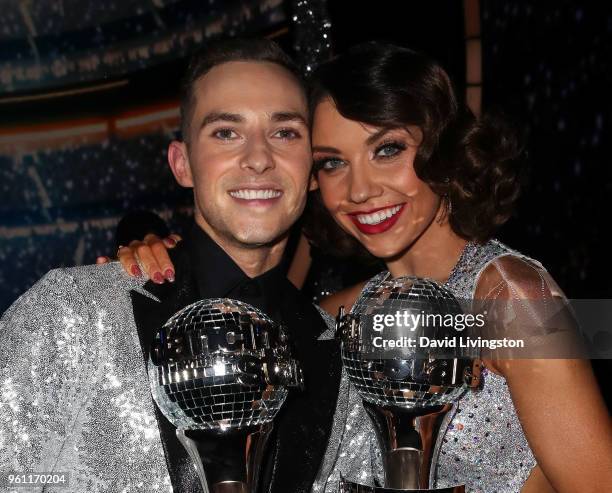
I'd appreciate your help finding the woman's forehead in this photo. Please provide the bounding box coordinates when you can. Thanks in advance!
[312,100,422,146]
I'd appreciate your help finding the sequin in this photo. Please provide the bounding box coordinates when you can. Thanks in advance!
[0,263,172,492]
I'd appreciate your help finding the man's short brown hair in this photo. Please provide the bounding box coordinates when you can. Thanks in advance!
[179,38,304,143]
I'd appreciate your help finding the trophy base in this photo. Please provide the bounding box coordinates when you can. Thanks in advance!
[338,478,464,493]
[211,481,248,493]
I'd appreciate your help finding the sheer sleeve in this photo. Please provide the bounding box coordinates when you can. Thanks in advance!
[471,254,587,360]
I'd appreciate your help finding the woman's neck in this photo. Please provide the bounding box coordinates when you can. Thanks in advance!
[385,220,469,283]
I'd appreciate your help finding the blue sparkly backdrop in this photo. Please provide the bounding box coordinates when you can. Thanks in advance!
[0,132,194,311]
[1,1,610,314]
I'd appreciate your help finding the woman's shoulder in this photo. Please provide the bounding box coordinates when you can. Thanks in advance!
[475,240,564,300]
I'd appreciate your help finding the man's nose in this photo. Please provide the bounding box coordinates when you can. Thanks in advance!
[348,163,384,204]
[240,135,274,174]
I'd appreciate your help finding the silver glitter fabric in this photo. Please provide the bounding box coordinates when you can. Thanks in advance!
[313,303,384,492]
[0,263,172,492]
[431,240,544,492]
[314,239,550,493]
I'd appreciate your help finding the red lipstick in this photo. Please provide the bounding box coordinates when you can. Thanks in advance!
[348,204,406,235]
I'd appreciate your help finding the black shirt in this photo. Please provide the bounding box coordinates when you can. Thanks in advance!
[188,223,287,319]
[131,223,341,493]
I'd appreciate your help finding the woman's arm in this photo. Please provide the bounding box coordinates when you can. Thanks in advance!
[503,358,611,492]
[475,256,612,493]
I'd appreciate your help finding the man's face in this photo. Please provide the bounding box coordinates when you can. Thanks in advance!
[169,61,311,250]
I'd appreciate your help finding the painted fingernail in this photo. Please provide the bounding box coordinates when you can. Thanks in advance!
[131,265,142,277]
[153,272,165,284]
[164,269,175,282]
[165,237,176,246]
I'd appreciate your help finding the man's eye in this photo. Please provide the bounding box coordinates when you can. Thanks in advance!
[274,128,301,140]
[212,128,238,140]
[314,157,345,172]
[375,141,406,159]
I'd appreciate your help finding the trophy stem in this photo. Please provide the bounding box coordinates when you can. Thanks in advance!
[176,422,273,493]
[384,448,422,489]
[363,401,453,490]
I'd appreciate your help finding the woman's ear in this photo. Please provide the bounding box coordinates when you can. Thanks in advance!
[168,141,194,188]
[309,173,319,191]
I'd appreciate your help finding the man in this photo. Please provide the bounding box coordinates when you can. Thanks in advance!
[0,39,341,493]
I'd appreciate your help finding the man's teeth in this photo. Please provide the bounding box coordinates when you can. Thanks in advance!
[356,205,402,225]
[229,189,282,200]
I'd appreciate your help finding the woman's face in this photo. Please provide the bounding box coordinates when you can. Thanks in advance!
[312,98,443,259]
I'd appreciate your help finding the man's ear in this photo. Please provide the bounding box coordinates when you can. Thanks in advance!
[168,141,194,188]
[309,173,319,192]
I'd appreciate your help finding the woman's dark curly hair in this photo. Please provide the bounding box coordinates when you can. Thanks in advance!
[303,41,525,259]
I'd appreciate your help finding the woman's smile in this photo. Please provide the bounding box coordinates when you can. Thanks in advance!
[347,203,406,234]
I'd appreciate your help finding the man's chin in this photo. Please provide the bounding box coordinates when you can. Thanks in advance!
[231,227,290,249]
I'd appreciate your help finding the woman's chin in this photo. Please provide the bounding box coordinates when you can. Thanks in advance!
[361,242,406,261]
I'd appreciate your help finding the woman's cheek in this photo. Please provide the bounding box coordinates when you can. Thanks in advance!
[318,188,351,235]
[319,178,341,210]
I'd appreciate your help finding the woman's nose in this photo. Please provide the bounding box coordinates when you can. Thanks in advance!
[348,163,384,204]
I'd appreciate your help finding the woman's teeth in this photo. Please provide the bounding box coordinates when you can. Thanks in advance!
[355,205,402,225]
[229,189,282,200]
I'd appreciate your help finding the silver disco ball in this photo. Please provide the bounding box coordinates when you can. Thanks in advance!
[338,276,477,409]
[148,298,303,432]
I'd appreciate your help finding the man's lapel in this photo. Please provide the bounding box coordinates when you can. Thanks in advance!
[130,244,202,493]
[268,292,343,493]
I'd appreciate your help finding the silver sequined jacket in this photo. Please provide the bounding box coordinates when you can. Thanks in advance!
[313,239,563,493]
[0,263,173,493]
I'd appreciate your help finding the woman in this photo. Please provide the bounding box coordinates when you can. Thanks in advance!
[109,42,612,492]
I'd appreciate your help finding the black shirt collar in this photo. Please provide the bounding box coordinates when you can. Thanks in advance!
[186,222,286,302]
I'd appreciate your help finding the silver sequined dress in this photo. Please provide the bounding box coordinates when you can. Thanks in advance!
[313,239,557,493]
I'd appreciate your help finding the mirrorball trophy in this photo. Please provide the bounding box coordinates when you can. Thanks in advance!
[336,277,481,492]
[148,298,303,493]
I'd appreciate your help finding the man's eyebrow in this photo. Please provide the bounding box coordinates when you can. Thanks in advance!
[271,112,308,125]
[200,112,245,128]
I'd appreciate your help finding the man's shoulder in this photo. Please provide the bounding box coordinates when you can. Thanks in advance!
[43,261,145,293]
[4,262,145,319]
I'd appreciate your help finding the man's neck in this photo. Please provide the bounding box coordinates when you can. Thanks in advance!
[194,217,287,278]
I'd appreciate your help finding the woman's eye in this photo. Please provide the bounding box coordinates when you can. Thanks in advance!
[375,142,406,159]
[274,128,301,140]
[212,128,238,140]
[314,157,345,172]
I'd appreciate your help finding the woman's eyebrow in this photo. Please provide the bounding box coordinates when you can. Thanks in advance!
[365,127,392,146]
[312,145,341,154]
